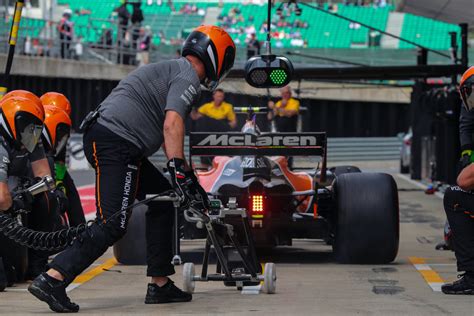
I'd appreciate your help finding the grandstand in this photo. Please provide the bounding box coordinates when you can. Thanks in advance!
[0,1,465,64]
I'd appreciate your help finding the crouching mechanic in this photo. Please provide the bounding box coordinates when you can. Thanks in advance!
[42,105,84,226]
[0,96,59,279]
[28,25,236,313]
[441,66,474,295]
[41,92,85,226]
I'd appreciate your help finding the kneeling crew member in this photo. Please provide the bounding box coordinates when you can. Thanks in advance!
[441,66,474,295]
[28,25,236,313]
[41,92,85,226]
[0,96,57,280]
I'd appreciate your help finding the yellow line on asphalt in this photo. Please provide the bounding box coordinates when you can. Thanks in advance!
[409,257,445,291]
[73,258,118,284]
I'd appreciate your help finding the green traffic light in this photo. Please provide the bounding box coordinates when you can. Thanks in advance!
[270,69,287,85]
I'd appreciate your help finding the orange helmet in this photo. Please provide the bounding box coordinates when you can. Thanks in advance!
[42,105,72,155]
[40,92,72,116]
[182,25,236,91]
[0,96,44,152]
[460,66,474,111]
[2,90,43,112]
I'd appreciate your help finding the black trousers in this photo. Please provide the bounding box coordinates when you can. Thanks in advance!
[63,170,85,226]
[50,123,175,283]
[443,186,474,272]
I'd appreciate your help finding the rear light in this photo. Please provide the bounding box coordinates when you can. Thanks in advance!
[251,195,264,219]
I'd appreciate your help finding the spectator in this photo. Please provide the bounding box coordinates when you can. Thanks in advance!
[246,33,260,59]
[57,9,74,59]
[137,26,152,66]
[23,36,32,56]
[175,49,181,59]
[44,39,58,58]
[267,85,300,133]
[97,25,113,49]
[31,38,44,57]
[131,2,144,65]
[73,36,84,60]
[115,0,130,49]
[191,88,237,130]
[191,89,237,167]
[268,86,300,167]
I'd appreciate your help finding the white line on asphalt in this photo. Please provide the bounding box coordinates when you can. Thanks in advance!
[396,174,444,199]
[429,282,444,292]
[414,264,432,271]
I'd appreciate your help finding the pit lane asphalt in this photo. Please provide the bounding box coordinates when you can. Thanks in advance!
[1,161,473,315]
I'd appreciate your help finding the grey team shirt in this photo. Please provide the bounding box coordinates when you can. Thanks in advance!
[0,138,46,183]
[97,58,201,157]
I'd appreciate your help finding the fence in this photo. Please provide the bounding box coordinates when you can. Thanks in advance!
[0,17,154,66]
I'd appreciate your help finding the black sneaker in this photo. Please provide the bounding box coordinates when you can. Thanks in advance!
[441,272,474,295]
[144,280,192,304]
[28,273,80,313]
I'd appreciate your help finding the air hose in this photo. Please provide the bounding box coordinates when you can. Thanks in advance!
[0,191,178,251]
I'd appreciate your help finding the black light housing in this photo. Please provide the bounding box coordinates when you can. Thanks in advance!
[245,54,294,88]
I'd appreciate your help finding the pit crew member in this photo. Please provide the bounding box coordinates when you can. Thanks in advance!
[441,66,474,295]
[41,92,85,226]
[28,25,235,313]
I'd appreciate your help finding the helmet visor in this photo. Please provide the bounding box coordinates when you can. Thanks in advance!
[55,134,69,156]
[203,68,231,92]
[461,78,474,111]
[20,123,44,153]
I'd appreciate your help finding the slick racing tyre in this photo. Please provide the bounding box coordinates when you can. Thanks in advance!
[113,205,147,265]
[330,165,361,177]
[334,173,399,264]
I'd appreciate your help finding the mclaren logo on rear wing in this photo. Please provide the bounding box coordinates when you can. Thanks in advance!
[190,132,327,156]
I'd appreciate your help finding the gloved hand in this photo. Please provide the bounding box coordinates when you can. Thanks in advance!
[457,149,474,175]
[11,191,33,213]
[167,158,209,211]
[53,188,69,214]
[185,170,210,211]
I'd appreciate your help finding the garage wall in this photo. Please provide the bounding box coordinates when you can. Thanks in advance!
[6,74,410,137]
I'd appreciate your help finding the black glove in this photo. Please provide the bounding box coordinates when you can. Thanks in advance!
[457,149,474,176]
[53,188,69,214]
[167,158,209,211]
[11,191,33,213]
[186,170,210,211]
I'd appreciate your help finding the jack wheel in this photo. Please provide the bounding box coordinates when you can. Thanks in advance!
[182,262,195,294]
[262,263,276,294]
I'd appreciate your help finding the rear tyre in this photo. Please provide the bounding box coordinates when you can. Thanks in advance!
[330,165,361,176]
[334,173,399,264]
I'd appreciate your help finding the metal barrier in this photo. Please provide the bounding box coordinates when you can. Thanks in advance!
[0,17,154,66]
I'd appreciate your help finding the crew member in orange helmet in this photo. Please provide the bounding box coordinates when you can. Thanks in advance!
[40,92,72,116]
[42,105,84,226]
[2,90,43,111]
[0,96,57,283]
[41,94,84,227]
[441,66,474,295]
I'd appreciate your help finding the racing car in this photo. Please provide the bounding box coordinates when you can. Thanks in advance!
[185,107,399,264]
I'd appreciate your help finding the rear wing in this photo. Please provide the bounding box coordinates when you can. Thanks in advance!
[189,132,327,157]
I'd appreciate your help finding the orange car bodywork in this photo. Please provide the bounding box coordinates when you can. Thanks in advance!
[196,156,314,213]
